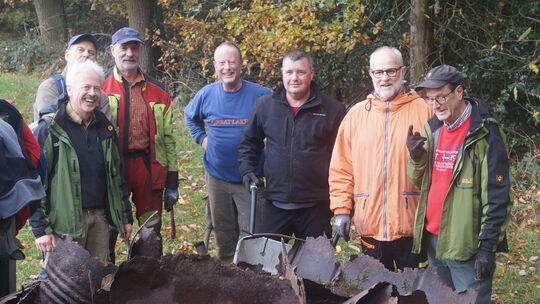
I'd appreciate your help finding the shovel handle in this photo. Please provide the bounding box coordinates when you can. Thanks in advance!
[249,183,257,234]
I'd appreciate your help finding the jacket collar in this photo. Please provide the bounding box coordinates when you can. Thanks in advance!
[427,97,490,134]
[366,88,421,112]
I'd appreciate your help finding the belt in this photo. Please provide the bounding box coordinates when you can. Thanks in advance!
[128,149,150,158]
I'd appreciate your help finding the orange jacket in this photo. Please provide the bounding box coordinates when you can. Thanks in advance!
[329,90,432,241]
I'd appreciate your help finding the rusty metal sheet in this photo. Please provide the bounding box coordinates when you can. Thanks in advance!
[288,236,340,283]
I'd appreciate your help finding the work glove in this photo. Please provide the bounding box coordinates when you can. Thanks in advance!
[475,248,496,280]
[406,125,427,162]
[334,214,351,242]
[242,172,260,192]
[164,188,179,212]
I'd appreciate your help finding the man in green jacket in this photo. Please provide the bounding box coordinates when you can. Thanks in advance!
[407,65,512,304]
[30,60,133,263]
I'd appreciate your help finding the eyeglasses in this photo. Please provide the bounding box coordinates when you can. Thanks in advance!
[425,87,456,105]
[370,66,404,78]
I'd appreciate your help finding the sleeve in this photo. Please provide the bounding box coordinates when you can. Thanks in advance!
[184,90,208,145]
[98,91,113,123]
[238,99,266,176]
[163,93,179,189]
[479,122,513,252]
[28,135,53,238]
[33,79,57,123]
[328,112,354,215]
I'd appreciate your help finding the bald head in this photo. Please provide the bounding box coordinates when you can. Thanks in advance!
[369,46,403,68]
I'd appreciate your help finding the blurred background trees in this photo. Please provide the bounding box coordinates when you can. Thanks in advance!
[1,0,539,158]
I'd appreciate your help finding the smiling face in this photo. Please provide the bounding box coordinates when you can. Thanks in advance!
[111,41,143,73]
[65,40,97,66]
[282,57,314,102]
[425,84,466,124]
[213,45,243,92]
[67,71,102,121]
[369,48,406,101]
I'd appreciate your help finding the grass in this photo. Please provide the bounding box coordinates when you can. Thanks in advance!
[1,72,539,303]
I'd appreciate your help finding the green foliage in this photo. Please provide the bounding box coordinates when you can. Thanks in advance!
[0,32,56,74]
[0,1,36,40]
[429,0,540,148]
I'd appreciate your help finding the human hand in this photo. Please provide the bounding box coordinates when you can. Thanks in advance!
[406,125,427,162]
[35,234,57,252]
[164,188,179,211]
[475,249,496,280]
[123,224,132,242]
[201,137,208,149]
[334,214,351,242]
[242,172,260,192]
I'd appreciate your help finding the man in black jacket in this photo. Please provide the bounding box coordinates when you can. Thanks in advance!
[238,50,345,239]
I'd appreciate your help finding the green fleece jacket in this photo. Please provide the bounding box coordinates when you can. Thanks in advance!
[408,98,512,261]
[34,104,132,238]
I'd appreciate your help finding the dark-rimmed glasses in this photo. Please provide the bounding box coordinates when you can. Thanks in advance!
[425,87,457,105]
[370,66,404,78]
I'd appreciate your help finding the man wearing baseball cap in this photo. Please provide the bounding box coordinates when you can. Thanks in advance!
[31,34,111,128]
[102,27,178,260]
[407,65,513,303]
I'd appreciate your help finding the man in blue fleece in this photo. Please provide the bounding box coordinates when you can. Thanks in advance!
[184,42,271,263]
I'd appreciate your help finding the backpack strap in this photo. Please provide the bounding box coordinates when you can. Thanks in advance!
[51,74,67,99]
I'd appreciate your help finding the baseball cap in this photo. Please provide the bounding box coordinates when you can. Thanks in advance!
[67,34,99,50]
[415,65,466,90]
[111,27,145,45]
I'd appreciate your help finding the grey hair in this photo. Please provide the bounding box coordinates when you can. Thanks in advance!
[214,41,242,62]
[65,60,105,86]
[370,46,403,67]
[282,49,314,68]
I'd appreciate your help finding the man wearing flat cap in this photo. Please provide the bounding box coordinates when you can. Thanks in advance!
[31,34,111,130]
[407,65,513,303]
[102,28,178,259]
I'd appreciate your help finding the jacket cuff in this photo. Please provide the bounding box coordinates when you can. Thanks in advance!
[333,208,351,216]
[166,171,179,189]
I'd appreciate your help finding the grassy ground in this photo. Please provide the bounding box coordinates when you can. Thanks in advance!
[1,72,538,303]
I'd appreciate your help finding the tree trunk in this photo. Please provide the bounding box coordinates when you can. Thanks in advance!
[126,0,155,75]
[409,0,434,86]
[34,0,66,51]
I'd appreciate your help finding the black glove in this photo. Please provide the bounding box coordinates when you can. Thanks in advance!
[334,215,351,242]
[242,172,260,192]
[475,248,496,280]
[406,125,427,162]
[164,189,179,212]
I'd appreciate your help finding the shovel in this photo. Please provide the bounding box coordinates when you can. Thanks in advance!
[233,183,293,275]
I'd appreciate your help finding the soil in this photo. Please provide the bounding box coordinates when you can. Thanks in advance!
[110,254,300,304]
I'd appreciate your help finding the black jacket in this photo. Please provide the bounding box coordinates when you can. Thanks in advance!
[239,82,345,203]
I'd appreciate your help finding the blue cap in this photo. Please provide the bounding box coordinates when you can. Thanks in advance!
[67,34,99,50]
[111,27,145,45]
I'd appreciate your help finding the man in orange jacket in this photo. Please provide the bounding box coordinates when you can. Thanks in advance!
[329,46,432,271]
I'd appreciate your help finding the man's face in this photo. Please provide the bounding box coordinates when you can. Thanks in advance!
[67,71,101,119]
[64,40,97,66]
[111,41,143,73]
[213,46,242,90]
[424,84,465,124]
[282,57,314,99]
[369,50,406,100]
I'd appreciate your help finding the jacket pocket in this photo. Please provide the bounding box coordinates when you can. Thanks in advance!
[399,191,420,235]
[353,193,369,235]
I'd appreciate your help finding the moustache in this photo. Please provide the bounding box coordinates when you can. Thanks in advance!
[122,56,137,62]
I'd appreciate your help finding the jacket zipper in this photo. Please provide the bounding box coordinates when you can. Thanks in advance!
[383,101,390,240]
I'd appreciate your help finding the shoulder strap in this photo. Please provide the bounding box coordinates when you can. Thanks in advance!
[51,74,67,97]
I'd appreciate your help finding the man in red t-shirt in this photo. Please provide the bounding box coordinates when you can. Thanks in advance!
[406,65,512,304]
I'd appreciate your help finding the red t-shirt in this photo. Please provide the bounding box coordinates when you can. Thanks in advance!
[425,116,471,235]
[290,106,300,114]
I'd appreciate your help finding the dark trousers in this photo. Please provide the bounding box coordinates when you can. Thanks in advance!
[360,236,419,271]
[259,200,332,239]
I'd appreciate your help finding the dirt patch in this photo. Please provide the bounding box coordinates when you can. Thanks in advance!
[109,254,300,304]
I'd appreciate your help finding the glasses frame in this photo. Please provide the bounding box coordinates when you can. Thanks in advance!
[369,66,404,78]
[425,86,457,105]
